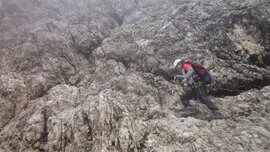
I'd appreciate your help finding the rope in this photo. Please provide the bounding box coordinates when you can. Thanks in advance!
[157,67,247,92]
[214,87,246,92]
[211,77,246,92]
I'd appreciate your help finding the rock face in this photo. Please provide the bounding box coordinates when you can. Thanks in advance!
[0,0,270,151]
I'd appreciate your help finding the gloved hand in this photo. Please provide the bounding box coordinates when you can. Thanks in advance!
[180,79,188,87]
[181,78,187,84]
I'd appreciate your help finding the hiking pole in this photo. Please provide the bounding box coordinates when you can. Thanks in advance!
[158,68,175,77]
[158,68,186,80]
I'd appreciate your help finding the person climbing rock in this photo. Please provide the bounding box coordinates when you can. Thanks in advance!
[173,58,223,119]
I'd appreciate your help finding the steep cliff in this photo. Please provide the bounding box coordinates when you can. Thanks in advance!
[0,0,270,151]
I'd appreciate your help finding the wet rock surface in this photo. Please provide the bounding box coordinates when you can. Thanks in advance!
[0,0,270,151]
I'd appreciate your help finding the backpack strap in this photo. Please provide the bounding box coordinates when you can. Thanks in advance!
[190,62,206,77]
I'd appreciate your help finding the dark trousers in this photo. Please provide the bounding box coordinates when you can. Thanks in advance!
[181,84,218,111]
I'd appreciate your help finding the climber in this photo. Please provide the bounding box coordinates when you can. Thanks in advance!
[172,58,223,119]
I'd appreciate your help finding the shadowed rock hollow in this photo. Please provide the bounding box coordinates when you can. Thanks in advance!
[0,0,270,151]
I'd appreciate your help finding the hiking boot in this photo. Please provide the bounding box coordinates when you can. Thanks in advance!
[212,110,223,119]
[181,107,196,117]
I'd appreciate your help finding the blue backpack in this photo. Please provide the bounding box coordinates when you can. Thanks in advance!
[190,62,212,84]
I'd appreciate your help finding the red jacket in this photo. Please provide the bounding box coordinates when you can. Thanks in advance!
[180,60,199,83]
[182,60,192,72]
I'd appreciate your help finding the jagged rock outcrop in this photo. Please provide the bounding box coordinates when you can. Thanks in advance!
[0,0,270,151]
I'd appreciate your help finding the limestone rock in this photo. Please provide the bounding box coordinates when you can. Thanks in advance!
[0,0,270,152]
